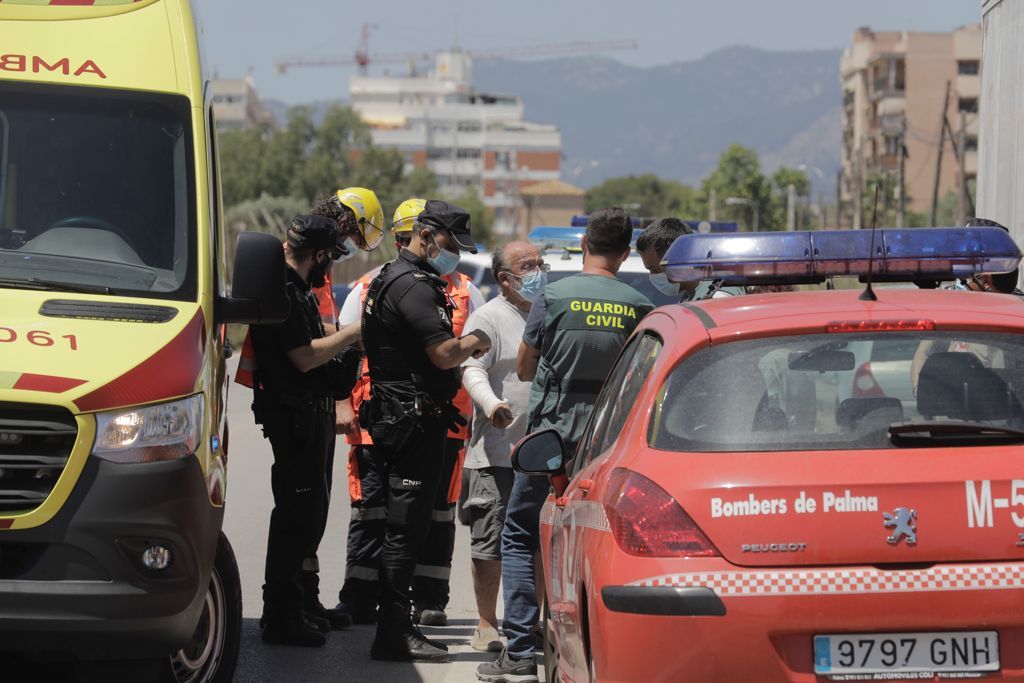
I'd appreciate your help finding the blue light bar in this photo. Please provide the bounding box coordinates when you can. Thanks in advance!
[663,227,1022,285]
[527,226,646,251]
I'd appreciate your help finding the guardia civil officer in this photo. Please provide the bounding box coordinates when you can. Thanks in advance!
[361,200,491,662]
[249,214,362,647]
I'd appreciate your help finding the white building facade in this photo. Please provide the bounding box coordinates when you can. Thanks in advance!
[349,52,562,235]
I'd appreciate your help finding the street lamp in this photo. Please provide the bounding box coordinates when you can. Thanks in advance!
[725,196,759,231]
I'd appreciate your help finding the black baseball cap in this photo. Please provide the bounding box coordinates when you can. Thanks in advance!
[287,214,339,252]
[417,199,477,253]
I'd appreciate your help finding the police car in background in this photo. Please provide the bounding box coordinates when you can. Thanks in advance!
[512,226,1024,683]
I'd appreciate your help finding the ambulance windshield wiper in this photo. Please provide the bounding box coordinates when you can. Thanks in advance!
[0,277,112,295]
[888,420,1024,447]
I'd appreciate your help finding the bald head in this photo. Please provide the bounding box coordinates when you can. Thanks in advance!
[493,240,544,308]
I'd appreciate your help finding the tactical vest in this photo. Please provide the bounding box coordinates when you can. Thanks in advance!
[348,269,474,446]
[362,256,459,403]
[526,273,651,449]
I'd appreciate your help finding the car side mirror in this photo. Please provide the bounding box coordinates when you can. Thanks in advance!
[217,232,289,324]
[512,429,567,475]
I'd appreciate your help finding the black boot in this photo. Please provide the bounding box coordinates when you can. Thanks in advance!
[331,601,374,626]
[303,571,351,630]
[261,613,327,647]
[303,610,331,634]
[370,626,449,663]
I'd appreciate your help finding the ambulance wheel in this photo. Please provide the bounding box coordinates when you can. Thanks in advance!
[543,600,559,683]
[163,532,242,683]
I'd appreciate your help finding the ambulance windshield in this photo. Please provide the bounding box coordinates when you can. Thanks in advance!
[651,331,1024,452]
[0,85,195,301]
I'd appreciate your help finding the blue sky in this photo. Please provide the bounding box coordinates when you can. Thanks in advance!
[197,0,982,104]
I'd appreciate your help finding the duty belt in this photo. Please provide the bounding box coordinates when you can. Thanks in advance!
[279,393,334,414]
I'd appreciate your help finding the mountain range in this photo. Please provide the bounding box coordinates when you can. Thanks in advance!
[265,45,845,193]
[473,46,843,191]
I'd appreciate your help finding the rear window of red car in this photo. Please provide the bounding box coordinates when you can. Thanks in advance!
[649,331,1024,452]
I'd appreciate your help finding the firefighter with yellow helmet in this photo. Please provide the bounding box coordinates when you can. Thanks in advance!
[333,198,484,634]
[236,187,384,645]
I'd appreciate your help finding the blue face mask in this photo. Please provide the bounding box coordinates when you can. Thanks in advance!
[335,237,358,263]
[516,269,547,302]
[649,271,682,297]
[427,235,461,276]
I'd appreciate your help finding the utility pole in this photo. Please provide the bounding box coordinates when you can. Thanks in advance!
[897,117,906,228]
[709,189,717,221]
[786,184,796,231]
[942,110,976,221]
[956,112,967,225]
[930,80,951,226]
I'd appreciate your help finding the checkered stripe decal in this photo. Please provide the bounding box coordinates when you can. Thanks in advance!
[630,563,1024,597]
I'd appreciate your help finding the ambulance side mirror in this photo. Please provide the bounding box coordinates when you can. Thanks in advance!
[512,429,567,476]
[218,231,289,324]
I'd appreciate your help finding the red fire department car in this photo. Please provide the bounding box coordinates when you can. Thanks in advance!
[514,227,1024,682]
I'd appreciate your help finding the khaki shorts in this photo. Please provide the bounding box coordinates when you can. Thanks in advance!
[466,466,515,561]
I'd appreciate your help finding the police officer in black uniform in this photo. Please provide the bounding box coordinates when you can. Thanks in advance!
[250,214,362,647]
[361,200,491,662]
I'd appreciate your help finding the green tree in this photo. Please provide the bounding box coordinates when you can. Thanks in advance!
[585,174,698,217]
[218,125,273,208]
[699,145,776,230]
[443,188,494,248]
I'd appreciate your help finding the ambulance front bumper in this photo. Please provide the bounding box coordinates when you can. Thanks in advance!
[0,455,220,659]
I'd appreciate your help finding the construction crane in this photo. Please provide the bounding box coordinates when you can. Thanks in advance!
[275,23,638,75]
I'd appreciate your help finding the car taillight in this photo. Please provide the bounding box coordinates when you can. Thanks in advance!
[852,361,884,398]
[603,468,720,558]
[827,319,935,333]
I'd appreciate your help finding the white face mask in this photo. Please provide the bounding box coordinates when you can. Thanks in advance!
[649,271,682,296]
[335,236,358,263]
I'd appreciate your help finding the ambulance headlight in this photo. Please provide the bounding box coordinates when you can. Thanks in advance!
[92,395,204,464]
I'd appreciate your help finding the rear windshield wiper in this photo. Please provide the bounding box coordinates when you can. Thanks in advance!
[0,277,112,295]
[889,420,1024,447]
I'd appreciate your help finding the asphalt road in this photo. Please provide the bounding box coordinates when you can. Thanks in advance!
[223,358,510,683]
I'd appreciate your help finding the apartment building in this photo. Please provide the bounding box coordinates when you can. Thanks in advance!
[348,51,562,235]
[211,76,274,131]
[839,25,981,226]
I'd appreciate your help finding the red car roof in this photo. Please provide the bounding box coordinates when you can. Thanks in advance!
[665,289,1024,343]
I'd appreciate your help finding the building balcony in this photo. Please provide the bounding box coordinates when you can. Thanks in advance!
[956,74,981,100]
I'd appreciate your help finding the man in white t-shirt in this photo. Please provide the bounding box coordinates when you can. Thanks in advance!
[460,240,544,653]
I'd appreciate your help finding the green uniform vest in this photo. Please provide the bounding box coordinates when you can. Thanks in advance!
[527,273,653,448]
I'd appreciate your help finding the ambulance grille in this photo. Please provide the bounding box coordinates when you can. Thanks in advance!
[0,403,77,515]
[39,299,179,323]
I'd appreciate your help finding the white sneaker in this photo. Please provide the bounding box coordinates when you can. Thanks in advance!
[472,626,504,652]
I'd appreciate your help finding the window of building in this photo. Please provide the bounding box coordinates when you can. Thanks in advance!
[457,121,481,133]
[958,60,980,76]
[965,136,979,152]
[494,151,511,170]
[456,148,481,159]
[427,148,452,160]
[884,135,900,156]
[959,97,979,113]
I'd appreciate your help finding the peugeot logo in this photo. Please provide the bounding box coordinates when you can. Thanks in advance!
[883,507,917,546]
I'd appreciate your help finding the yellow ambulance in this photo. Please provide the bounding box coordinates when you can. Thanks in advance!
[0,1,286,680]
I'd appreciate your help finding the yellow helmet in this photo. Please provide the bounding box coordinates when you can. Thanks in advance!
[392,198,427,235]
[335,187,385,251]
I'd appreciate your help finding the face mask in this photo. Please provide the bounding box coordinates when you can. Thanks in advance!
[309,254,333,288]
[427,234,460,276]
[516,269,547,302]
[335,236,358,263]
[649,271,682,297]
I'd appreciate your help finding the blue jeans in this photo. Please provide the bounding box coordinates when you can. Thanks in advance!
[500,471,551,659]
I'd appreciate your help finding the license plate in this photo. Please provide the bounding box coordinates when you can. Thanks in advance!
[814,631,999,679]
